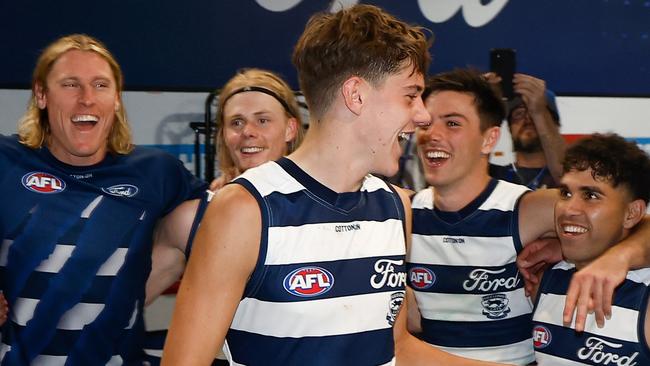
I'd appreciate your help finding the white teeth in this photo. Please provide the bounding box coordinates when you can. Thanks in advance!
[398,132,411,140]
[71,115,99,122]
[426,150,451,159]
[241,147,263,153]
[563,225,588,234]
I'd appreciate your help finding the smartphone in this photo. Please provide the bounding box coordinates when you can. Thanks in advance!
[490,48,516,100]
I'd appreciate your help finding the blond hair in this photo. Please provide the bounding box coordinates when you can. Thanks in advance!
[216,68,305,181]
[18,34,133,154]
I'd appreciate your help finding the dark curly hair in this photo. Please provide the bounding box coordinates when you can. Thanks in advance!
[563,133,650,204]
[424,68,505,132]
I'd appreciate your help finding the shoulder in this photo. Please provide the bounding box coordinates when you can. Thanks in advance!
[411,187,434,209]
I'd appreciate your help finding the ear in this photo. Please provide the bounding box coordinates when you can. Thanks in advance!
[341,76,364,116]
[284,117,298,143]
[623,199,646,229]
[480,126,501,155]
[35,82,47,110]
[114,97,121,112]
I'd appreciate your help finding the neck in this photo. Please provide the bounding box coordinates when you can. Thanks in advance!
[288,120,371,193]
[515,151,546,168]
[433,168,491,212]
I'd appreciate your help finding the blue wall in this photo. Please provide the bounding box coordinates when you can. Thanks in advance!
[1,0,648,95]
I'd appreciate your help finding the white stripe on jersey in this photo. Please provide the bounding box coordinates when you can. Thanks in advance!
[13,297,104,330]
[417,288,532,321]
[28,354,123,366]
[409,235,516,266]
[534,293,640,343]
[0,241,127,276]
[478,181,529,212]
[230,291,400,338]
[432,339,534,365]
[266,219,405,265]
[535,352,587,366]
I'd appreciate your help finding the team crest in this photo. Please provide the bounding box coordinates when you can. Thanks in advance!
[283,266,334,297]
[480,293,511,319]
[22,172,66,194]
[408,267,436,290]
[102,184,139,197]
[386,291,405,326]
[533,325,552,349]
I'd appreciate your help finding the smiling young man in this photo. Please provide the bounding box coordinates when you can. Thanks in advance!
[163,6,505,366]
[406,69,650,365]
[0,34,206,364]
[532,133,650,365]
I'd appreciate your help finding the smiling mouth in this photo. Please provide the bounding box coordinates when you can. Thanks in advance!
[71,114,99,128]
[561,224,588,235]
[240,147,264,154]
[423,150,451,166]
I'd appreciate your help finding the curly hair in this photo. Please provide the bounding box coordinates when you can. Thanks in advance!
[292,4,432,119]
[18,34,133,154]
[563,133,650,204]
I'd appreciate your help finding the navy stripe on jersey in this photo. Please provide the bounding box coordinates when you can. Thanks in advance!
[541,267,649,311]
[227,327,394,366]
[412,208,515,237]
[253,255,405,302]
[421,313,532,347]
[234,178,270,300]
[534,322,647,364]
[406,262,523,295]
[263,189,401,226]
[17,272,115,303]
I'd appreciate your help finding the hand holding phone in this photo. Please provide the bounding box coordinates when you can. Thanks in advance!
[490,48,516,100]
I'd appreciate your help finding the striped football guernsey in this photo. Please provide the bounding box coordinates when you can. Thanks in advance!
[533,261,650,365]
[407,179,534,365]
[224,157,407,366]
[0,134,206,365]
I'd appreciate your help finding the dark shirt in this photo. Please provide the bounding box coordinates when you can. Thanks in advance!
[489,163,557,189]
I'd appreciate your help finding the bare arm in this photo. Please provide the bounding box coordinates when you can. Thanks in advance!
[392,186,511,366]
[145,199,199,305]
[161,185,260,365]
[513,73,565,183]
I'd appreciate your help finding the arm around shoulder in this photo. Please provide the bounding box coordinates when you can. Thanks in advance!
[161,184,261,365]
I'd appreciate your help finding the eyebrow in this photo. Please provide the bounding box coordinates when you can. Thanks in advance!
[404,85,424,93]
[440,112,467,120]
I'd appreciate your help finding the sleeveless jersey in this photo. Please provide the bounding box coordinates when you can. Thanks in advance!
[533,261,650,365]
[224,158,407,366]
[0,135,206,365]
[407,179,534,365]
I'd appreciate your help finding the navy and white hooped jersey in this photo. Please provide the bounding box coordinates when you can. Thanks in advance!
[407,179,534,365]
[533,261,650,365]
[0,135,206,365]
[225,158,407,366]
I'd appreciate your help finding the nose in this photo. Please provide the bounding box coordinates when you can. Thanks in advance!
[406,97,431,133]
[78,85,95,107]
[557,195,582,218]
[241,121,259,137]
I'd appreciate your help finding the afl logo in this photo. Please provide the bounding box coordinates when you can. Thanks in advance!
[408,267,436,289]
[22,172,66,194]
[533,325,552,349]
[283,266,334,297]
[102,184,139,197]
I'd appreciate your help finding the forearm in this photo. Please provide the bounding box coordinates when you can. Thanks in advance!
[531,108,565,183]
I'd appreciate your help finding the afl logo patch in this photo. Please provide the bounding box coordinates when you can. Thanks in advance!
[408,267,436,289]
[22,172,66,194]
[283,266,334,297]
[102,184,139,197]
[532,325,552,349]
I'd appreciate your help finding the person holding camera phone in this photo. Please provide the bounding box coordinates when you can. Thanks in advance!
[488,72,566,190]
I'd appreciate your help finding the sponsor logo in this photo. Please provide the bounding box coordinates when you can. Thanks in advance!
[443,237,465,244]
[102,184,139,197]
[577,336,639,366]
[532,325,552,349]
[334,223,361,232]
[283,266,334,297]
[386,291,405,326]
[480,293,511,319]
[408,267,436,290]
[22,172,66,194]
[70,173,92,179]
[370,259,406,289]
[463,268,520,292]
